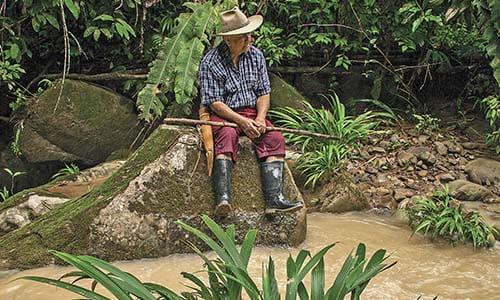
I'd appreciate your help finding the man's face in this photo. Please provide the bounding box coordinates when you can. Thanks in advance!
[226,33,253,55]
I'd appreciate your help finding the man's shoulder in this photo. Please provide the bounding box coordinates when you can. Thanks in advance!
[201,47,219,64]
[248,45,265,58]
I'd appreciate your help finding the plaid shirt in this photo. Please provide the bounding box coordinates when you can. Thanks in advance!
[199,43,271,109]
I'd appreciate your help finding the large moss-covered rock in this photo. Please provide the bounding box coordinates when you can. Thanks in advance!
[0,125,306,270]
[270,73,308,111]
[18,80,141,165]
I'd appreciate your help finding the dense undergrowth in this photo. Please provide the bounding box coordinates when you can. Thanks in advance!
[406,186,498,248]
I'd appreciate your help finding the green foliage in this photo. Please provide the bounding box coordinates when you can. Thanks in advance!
[2,168,26,195]
[51,163,81,180]
[0,186,10,202]
[412,113,441,135]
[19,215,395,299]
[137,2,217,121]
[407,186,498,248]
[272,94,386,187]
[480,95,500,153]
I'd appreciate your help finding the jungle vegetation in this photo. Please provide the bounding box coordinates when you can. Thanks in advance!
[1,0,499,155]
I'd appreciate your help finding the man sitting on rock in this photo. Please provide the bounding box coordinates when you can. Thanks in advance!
[199,6,303,217]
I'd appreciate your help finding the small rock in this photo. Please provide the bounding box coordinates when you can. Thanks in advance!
[444,141,464,154]
[417,151,436,165]
[418,135,430,144]
[438,173,455,183]
[360,150,371,160]
[397,151,415,167]
[375,187,391,196]
[369,146,386,154]
[435,141,448,155]
[462,142,477,150]
[417,170,428,177]
[379,141,390,148]
[373,157,389,169]
[394,189,415,202]
[376,174,389,183]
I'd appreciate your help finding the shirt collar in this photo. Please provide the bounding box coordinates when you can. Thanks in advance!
[218,42,249,68]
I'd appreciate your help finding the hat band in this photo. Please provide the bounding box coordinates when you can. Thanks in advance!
[222,19,250,33]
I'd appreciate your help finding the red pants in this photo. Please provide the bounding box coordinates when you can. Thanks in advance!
[210,107,285,161]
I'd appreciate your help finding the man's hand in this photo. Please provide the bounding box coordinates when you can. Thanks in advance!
[238,117,261,139]
[254,117,266,135]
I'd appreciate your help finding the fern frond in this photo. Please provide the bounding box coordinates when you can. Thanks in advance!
[175,38,205,105]
[137,2,216,121]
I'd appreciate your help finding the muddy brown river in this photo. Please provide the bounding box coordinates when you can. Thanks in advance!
[1,212,498,299]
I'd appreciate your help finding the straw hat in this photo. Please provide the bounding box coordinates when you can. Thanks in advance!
[217,6,263,36]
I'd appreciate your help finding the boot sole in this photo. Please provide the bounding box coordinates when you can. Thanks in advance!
[265,203,303,215]
[215,203,232,217]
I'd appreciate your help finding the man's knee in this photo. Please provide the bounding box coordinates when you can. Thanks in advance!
[263,131,285,146]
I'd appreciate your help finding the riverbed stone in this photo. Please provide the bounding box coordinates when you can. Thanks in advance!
[0,125,306,269]
[444,141,463,154]
[448,180,495,202]
[465,158,500,186]
[394,188,415,202]
[314,174,370,213]
[17,79,141,165]
[434,141,448,155]
[397,151,415,167]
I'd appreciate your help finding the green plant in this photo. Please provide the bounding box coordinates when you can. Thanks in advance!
[9,120,24,157]
[0,186,10,202]
[412,113,440,135]
[407,186,498,248]
[2,168,25,195]
[51,163,81,180]
[272,94,384,187]
[296,143,350,188]
[480,95,500,153]
[19,215,395,299]
[137,2,220,120]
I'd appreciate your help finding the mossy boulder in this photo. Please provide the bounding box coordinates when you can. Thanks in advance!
[270,73,308,111]
[0,125,306,270]
[18,80,141,165]
[310,174,370,213]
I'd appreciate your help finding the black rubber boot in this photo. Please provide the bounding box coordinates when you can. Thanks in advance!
[213,159,233,217]
[261,161,303,214]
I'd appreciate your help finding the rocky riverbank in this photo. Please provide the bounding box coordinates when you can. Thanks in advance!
[300,120,499,239]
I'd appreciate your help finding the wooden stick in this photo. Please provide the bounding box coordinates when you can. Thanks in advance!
[163,118,340,140]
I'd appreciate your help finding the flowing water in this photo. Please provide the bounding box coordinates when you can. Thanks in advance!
[1,212,499,300]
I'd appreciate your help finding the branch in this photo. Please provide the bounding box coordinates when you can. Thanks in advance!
[0,116,10,123]
[42,70,147,81]
[164,118,340,140]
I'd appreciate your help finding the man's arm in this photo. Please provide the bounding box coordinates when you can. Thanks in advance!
[210,101,261,139]
[254,94,270,134]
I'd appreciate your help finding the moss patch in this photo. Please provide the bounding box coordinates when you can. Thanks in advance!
[270,73,308,111]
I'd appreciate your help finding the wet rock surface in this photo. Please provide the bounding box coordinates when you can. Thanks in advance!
[0,160,125,237]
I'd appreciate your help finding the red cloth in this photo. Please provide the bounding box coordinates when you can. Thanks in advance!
[210,107,285,161]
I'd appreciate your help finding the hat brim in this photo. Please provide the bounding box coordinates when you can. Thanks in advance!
[217,15,263,36]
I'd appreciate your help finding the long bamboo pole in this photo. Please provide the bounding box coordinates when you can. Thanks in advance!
[163,118,340,140]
